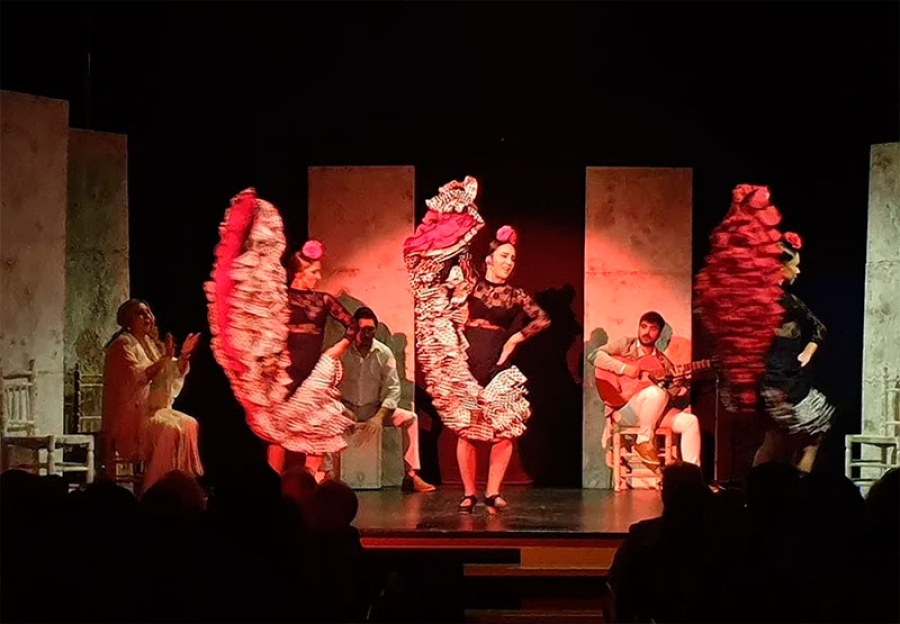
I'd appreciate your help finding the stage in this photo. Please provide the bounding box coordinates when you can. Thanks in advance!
[356,487,662,549]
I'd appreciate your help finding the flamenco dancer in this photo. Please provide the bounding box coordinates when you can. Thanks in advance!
[459,225,549,510]
[206,188,356,481]
[694,184,834,474]
[403,177,549,512]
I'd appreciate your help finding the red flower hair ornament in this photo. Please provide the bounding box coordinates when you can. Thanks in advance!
[782,232,803,250]
[301,239,325,261]
[495,225,518,246]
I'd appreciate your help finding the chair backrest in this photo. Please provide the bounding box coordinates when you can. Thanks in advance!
[1,360,38,436]
[882,367,900,436]
[74,363,104,434]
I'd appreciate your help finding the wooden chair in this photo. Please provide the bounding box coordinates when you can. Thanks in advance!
[112,453,145,495]
[72,361,143,492]
[73,363,104,434]
[611,424,677,491]
[845,367,900,490]
[1,360,95,486]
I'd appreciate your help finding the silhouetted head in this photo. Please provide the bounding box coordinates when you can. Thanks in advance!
[864,468,899,572]
[661,461,710,523]
[306,479,359,530]
[281,466,318,509]
[746,461,803,529]
[141,470,206,523]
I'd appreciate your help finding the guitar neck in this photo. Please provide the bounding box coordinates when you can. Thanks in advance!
[672,360,711,377]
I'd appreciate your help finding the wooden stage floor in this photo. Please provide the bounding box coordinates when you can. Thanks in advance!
[354,487,663,547]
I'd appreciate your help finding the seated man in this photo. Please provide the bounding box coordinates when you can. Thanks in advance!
[339,307,436,492]
[588,311,701,467]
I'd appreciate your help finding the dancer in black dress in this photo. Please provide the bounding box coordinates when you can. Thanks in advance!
[756,231,834,472]
[207,190,356,481]
[457,225,550,510]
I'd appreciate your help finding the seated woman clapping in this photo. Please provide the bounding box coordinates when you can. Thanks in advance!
[102,299,204,491]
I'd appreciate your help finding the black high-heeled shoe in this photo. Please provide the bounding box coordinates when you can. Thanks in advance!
[483,494,508,510]
[458,494,478,513]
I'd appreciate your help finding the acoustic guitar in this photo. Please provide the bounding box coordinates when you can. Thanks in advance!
[595,353,712,409]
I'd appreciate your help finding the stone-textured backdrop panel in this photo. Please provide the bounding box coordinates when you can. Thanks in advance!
[64,128,129,432]
[1,91,70,435]
[583,167,693,488]
[862,143,900,449]
[309,166,415,486]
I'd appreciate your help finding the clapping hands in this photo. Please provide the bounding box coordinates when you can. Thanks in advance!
[163,333,176,359]
[181,333,202,359]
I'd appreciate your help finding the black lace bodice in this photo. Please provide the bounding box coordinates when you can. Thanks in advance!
[467,279,550,338]
[764,292,827,402]
[287,289,357,339]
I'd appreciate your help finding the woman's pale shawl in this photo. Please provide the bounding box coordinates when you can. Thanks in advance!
[102,333,186,462]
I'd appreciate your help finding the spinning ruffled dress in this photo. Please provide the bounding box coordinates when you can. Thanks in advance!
[205,188,355,454]
[694,184,833,434]
[403,177,534,442]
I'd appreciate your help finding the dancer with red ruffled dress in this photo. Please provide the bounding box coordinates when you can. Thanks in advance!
[206,188,356,480]
[694,185,833,473]
[757,231,833,471]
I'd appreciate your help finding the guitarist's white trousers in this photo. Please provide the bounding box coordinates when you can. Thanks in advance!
[616,385,701,465]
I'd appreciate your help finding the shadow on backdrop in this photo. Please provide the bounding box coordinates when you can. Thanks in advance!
[516,284,584,487]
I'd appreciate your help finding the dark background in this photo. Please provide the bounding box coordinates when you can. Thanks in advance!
[2,1,897,485]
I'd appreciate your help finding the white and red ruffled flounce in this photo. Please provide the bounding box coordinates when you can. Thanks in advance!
[404,177,532,442]
[206,189,353,454]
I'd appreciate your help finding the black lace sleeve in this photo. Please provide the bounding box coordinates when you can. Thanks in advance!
[793,294,827,345]
[515,288,550,338]
[325,293,358,341]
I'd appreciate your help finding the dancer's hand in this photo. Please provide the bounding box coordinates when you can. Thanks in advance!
[798,342,818,367]
[497,332,524,366]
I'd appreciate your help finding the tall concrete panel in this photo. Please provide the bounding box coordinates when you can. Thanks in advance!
[583,167,693,488]
[1,91,70,435]
[64,128,129,431]
[308,166,416,485]
[862,143,900,443]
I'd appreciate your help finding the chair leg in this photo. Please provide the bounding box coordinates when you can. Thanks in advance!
[332,451,342,481]
[86,440,95,484]
[612,432,622,492]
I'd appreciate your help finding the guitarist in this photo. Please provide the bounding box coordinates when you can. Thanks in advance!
[588,311,701,467]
